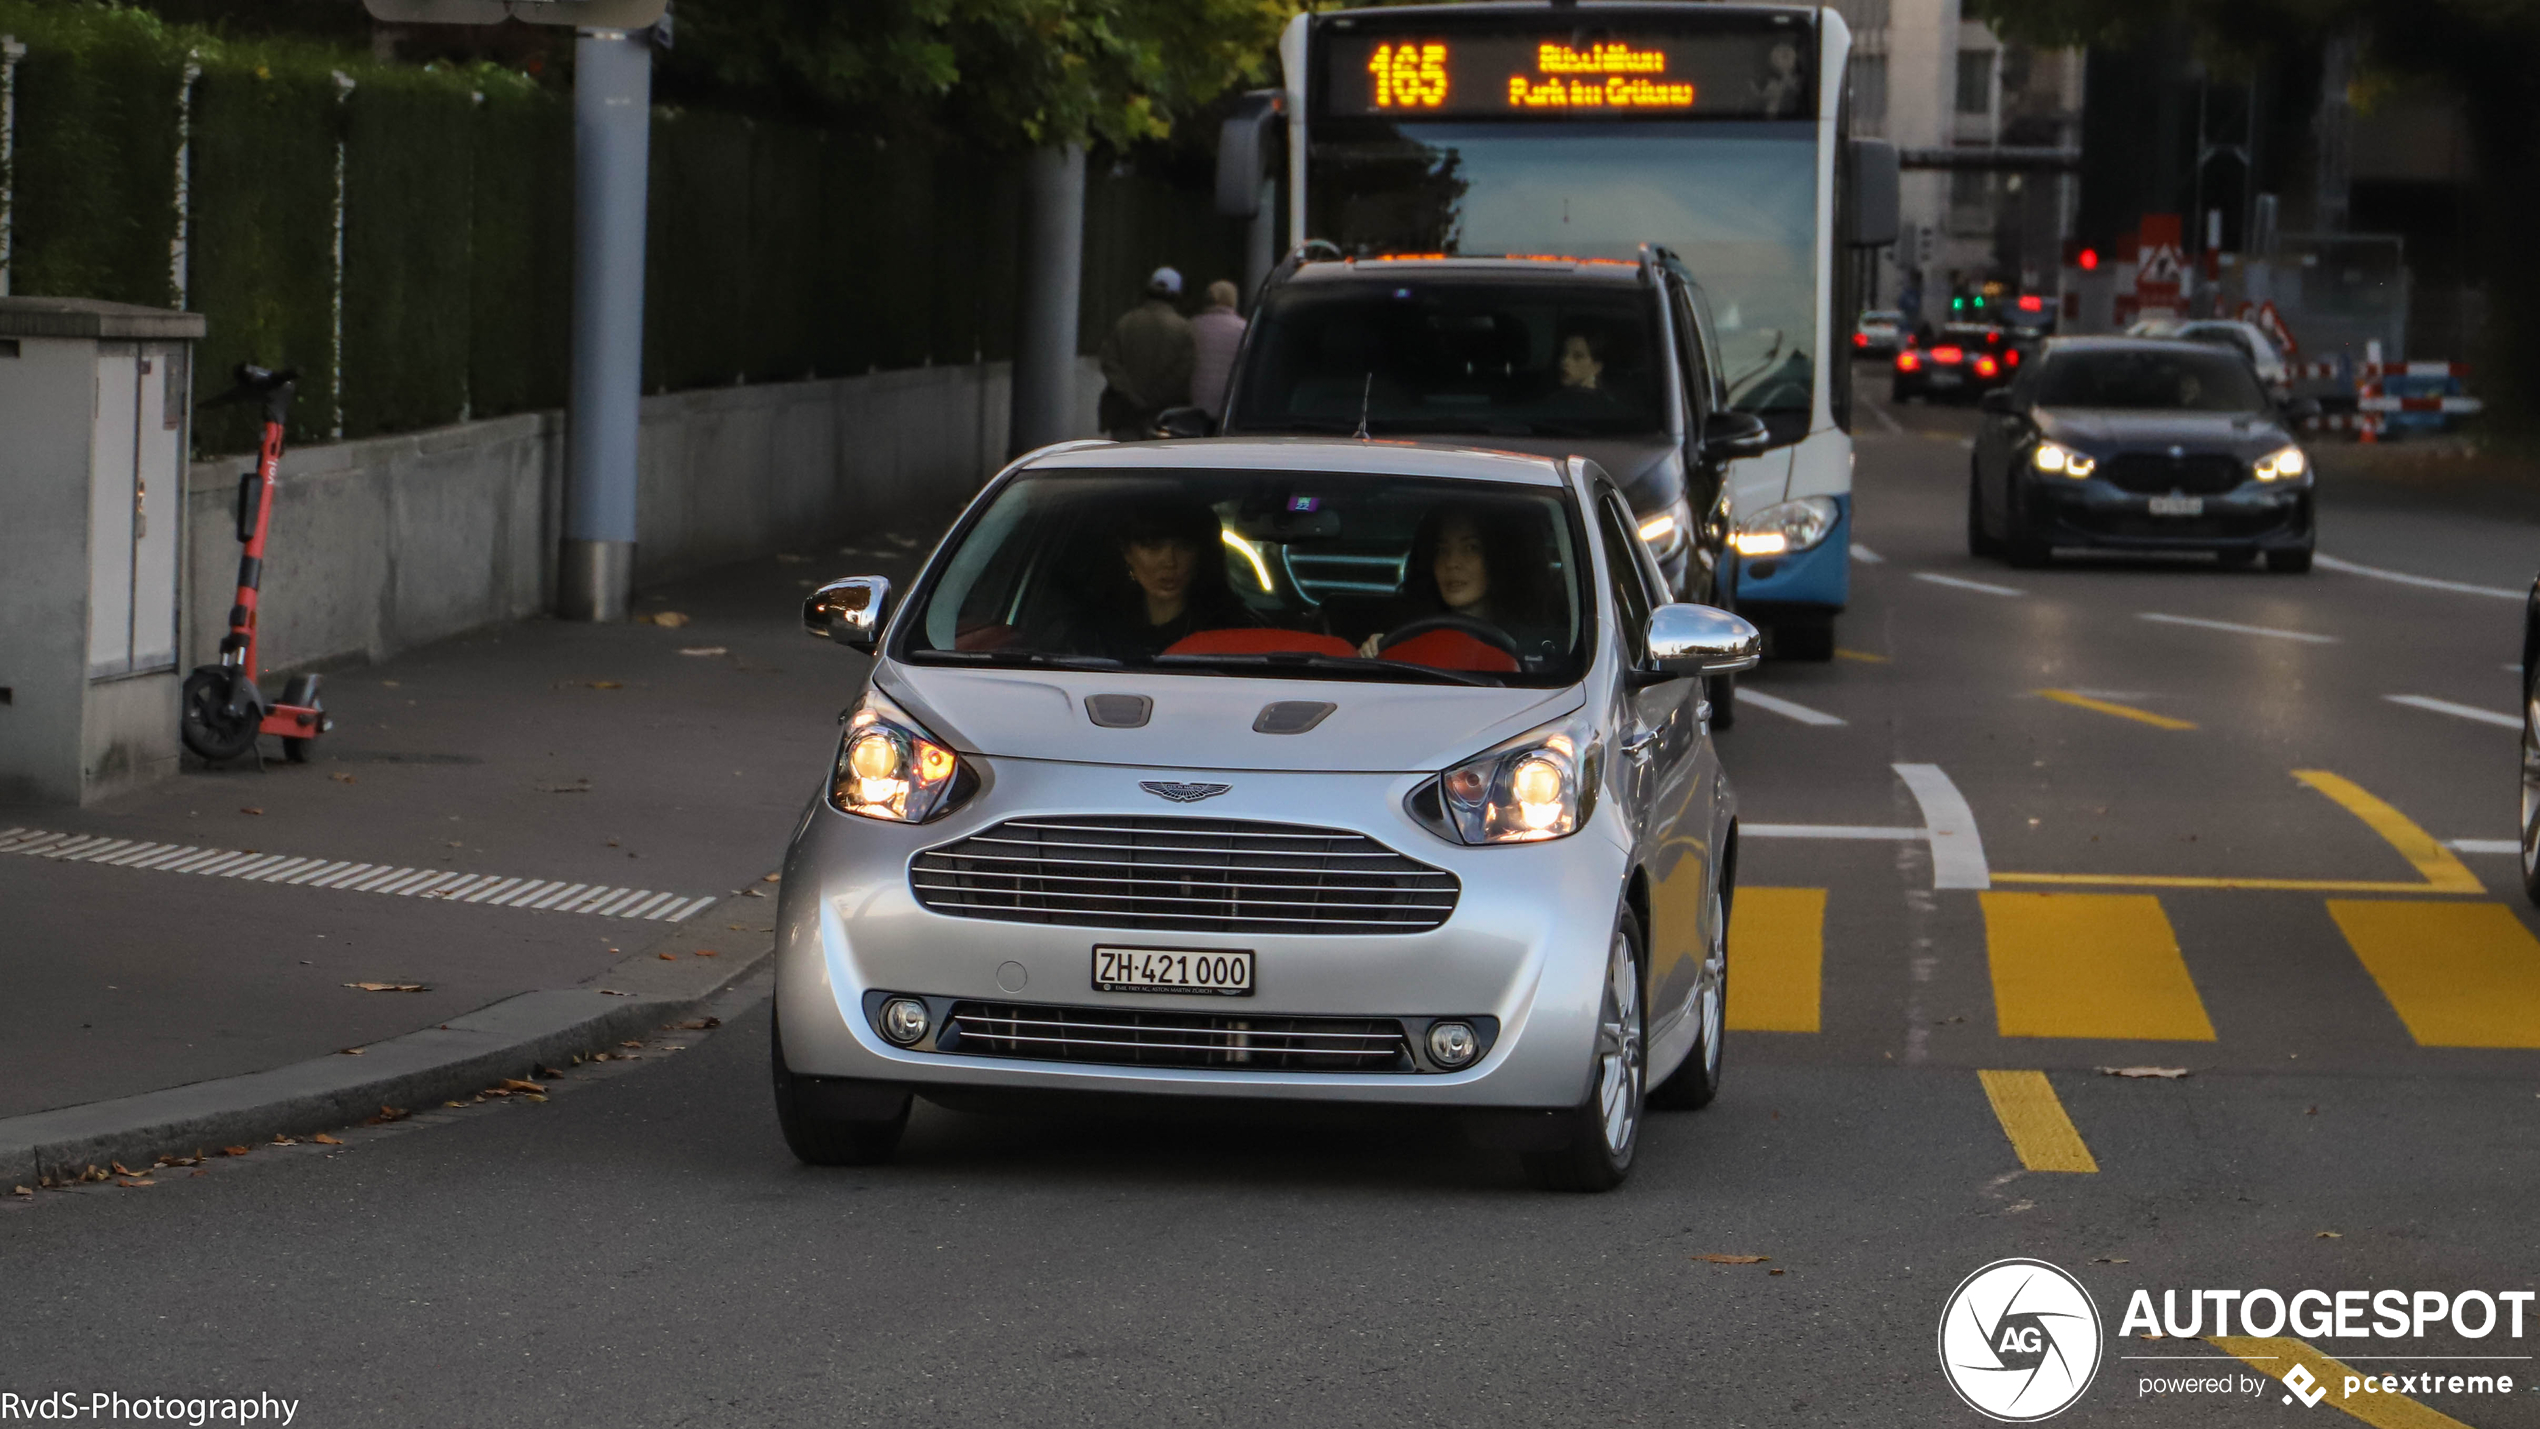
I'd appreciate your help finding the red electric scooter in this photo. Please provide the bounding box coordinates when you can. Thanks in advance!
[180,364,331,765]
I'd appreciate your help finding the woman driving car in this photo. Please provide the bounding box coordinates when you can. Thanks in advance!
[1359,503,1557,669]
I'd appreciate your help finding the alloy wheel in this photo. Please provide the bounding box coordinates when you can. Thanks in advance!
[1596,929,1645,1157]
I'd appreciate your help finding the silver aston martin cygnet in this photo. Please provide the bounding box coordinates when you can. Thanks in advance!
[771,438,1758,1191]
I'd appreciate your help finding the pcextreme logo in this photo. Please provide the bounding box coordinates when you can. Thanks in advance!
[1939,1258,2105,1421]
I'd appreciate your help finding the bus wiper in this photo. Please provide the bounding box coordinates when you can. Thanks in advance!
[914,649,1124,670]
[1151,651,1497,687]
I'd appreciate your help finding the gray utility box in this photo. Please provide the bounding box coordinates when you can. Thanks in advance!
[0,297,205,805]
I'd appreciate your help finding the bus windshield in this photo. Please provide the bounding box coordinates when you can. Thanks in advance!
[1308,122,1819,418]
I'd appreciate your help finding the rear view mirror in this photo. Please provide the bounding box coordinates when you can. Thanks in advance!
[1151,406,1216,439]
[1215,91,1284,218]
[1647,603,1760,675]
[1848,139,1900,248]
[1702,410,1771,458]
[805,576,891,653]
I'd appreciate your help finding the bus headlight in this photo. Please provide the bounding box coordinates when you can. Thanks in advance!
[1731,496,1838,557]
[2032,441,2096,478]
[2254,445,2307,481]
[830,688,972,823]
[1638,497,1694,561]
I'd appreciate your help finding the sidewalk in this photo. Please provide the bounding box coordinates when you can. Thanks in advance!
[0,533,932,1125]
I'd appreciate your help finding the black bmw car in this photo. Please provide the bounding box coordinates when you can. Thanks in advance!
[1967,337,2315,572]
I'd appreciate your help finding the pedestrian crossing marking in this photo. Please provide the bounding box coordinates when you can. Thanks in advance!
[1727,886,1824,1032]
[2293,770,2483,894]
[2326,900,2540,1048]
[1980,892,2218,1041]
[1976,1069,2098,1172]
[0,826,717,923]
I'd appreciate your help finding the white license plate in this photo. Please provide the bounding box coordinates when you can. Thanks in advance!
[1928,370,1962,386]
[1093,946,1254,996]
[2148,494,2205,517]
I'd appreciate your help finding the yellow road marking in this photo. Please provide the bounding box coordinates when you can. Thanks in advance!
[1833,648,1888,663]
[1980,892,2218,1040]
[2037,688,2197,730]
[2327,900,2540,1047]
[1992,871,2476,894]
[2294,770,2483,894]
[2211,1337,2477,1427]
[1976,1069,2098,1172]
[1726,887,1823,1032]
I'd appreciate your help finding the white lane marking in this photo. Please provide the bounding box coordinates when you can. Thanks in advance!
[0,831,709,919]
[1913,571,2025,597]
[2385,694,2521,729]
[1744,823,1927,840]
[2314,553,2522,600]
[1862,399,1905,434]
[1851,542,1886,564]
[2138,611,2338,644]
[1739,689,1849,726]
[2447,839,2522,855]
[1894,763,1991,890]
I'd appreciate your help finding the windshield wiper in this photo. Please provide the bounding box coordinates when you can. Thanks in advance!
[910,649,1124,670]
[1151,651,1498,687]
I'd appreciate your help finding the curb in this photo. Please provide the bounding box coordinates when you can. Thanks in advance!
[0,883,779,1187]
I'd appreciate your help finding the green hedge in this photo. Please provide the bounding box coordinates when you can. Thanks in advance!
[0,3,1228,453]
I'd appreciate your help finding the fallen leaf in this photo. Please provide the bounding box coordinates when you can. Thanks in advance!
[727,923,751,931]
[338,1047,366,1056]
[2317,1231,2343,1239]
[592,1052,613,1061]
[621,1040,644,1048]
[312,1133,343,1146]
[761,872,782,883]
[12,1186,31,1198]
[331,772,357,784]
[480,1087,511,1098]
[2305,1105,2318,1116]
[587,680,623,690]
[658,952,679,961]
[1768,1268,1787,1276]
[344,982,428,993]
[498,1078,542,1093]
[381,680,400,688]
[222,1146,250,1157]
[190,1170,207,1178]
[442,1100,466,1108]
[1692,1254,1770,1265]
[116,1177,154,1188]
[678,646,728,657]
[364,1106,410,1125]
[537,1066,566,1079]
[111,1161,142,1177]
[241,806,263,815]
[597,988,633,997]
[694,949,719,958]
[667,1017,722,1031]
[639,611,689,628]
[2092,1257,2131,1265]
[2098,1066,2191,1079]
[269,1135,297,1146]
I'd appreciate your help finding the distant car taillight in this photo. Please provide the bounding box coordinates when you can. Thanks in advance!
[1931,346,1965,364]
[1896,352,1922,372]
[1974,356,1999,379]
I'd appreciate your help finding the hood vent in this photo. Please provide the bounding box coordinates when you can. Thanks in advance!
[1253,700,1336,735]
[1084,694,1153,729]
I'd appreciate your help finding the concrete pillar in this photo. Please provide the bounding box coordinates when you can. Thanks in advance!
[1885,0,1961,326]
[560,28,652,622]
[1009,143,1085,457]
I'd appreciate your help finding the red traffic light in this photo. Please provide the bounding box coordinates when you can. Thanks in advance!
[2017,294,2043,312]
[2078,248,2100,272]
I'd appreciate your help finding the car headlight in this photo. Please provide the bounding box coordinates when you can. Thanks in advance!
[2254,444,2307,481]
[1731,496,1838,557]
[1410,710,1602,845]
[2032,440,2096,478]
[830,687,972,823]
[1638,496,1694,562]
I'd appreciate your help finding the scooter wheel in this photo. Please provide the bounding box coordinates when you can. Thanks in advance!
[181,668,260,762]
[279,675,321,764]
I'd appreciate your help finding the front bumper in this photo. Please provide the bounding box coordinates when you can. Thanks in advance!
[2025,476,2313,550]
[1731,493,1849,616]
[772,757,1635,1110]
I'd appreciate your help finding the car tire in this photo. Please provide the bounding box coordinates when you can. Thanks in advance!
[2266,547,2313,574]
[2522,664,2540,909]
[2002,483,2053,569]
[1966,465,2001,557]
[1522,911,1647,1193]
[1774,619,1835,663]
[1649,885,1728,1111]
[771,1017,911,1167]
[1706,671,1737,729]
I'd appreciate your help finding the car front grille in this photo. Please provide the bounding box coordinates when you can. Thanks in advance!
[940,1001,1413,1072]
[2102,452,2247,495]
[909,816,1459,935]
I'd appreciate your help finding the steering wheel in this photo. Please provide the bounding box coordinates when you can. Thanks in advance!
[1375,613,1524,661]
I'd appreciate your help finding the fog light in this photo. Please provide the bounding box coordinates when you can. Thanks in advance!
[878,997,930,1046]
[1427,1021,1480,1069]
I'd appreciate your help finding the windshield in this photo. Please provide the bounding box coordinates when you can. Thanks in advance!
[1224,279,1665,439]
[2036,348,2269,412]
[903,469,1591,687]
[1307,123,1818,420]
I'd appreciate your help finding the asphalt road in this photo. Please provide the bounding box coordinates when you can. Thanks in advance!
[7,391,2538,1427]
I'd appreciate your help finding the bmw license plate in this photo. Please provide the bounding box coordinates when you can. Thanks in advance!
[2148,494,2204,517]
[1094,946,1254,996]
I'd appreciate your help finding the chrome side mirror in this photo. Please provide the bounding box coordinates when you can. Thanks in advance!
[1648,602,1760,675]
[805,575,891,652]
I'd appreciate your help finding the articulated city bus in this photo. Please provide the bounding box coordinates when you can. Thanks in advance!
[1225,3,1894,659]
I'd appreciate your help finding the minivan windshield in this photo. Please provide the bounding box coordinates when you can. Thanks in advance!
[902,469,1591,687]
[1225,280,1665,440]
[2036,347,2269,412]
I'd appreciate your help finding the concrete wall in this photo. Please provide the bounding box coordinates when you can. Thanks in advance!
[182,356,1105,678]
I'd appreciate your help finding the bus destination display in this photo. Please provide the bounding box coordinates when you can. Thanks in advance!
[1323,28,1811,121]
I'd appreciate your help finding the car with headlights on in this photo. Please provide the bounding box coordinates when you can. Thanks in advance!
[771,438,1759,1192]
[1967,337,2315,571]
